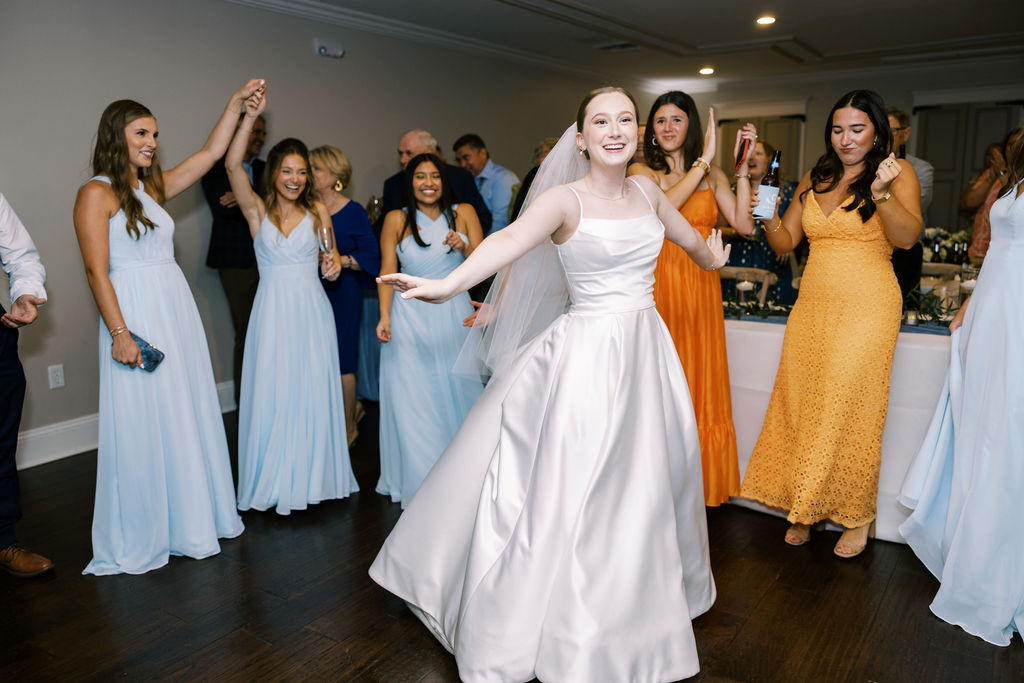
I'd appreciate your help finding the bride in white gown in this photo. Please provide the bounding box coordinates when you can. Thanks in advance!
[370,87,731,683]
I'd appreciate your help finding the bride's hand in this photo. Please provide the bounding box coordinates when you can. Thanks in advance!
[704,228,732,270]
[378,273,454,303]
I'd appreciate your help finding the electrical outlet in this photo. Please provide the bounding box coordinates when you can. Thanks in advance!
[47,364,65,389]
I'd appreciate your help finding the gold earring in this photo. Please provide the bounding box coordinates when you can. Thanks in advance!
[334,179,344,192]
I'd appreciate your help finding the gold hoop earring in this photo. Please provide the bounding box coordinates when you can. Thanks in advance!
[334,179,344,192]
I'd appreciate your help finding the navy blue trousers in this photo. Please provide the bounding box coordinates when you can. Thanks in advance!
[0,304,25,547]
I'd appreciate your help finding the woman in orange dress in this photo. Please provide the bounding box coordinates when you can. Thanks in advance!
[629,91,756,505]
[740,90,922,557]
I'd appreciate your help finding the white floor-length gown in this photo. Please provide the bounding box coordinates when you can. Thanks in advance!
[370,179,714,682]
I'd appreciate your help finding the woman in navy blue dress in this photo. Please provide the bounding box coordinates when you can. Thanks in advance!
[311,145,380,446]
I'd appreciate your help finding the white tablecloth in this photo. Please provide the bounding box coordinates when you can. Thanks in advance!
[723,319,951,543]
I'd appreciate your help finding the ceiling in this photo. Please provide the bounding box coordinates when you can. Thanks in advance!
[228,0,1024,92]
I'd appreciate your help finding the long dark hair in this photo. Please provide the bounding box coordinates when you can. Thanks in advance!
[91,100,166,239]
[1000,127,1024,198]
[644,91,703,174]
[802,90,891,222]
[401,153,457,248]
[262,138,321,231]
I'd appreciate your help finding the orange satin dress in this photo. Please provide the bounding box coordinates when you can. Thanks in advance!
[654,187,739,506]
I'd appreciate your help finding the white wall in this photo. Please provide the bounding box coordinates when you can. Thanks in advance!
[0,0,617,463]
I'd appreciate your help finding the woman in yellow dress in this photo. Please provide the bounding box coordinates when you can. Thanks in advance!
[740,90,922,557]
[629,91,756,506]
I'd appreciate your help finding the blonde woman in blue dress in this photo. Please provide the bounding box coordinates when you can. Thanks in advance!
[376,153,485,507]
[225,91,359,515]
[75,80,265,575]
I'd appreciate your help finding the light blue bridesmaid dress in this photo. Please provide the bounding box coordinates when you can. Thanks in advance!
[377,208,484,507]
[899,181,1024,645]
[237,212,359,514]
[85,177,243,576]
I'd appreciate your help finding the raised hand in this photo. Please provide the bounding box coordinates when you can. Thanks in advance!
[871,153,902,198]
[734,123,757,167]
[233,79,266,110]
[701,107,717,160]
[244,83,267,118]
[704,228,732,270]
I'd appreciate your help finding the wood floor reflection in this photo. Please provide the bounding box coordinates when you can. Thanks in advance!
[3,406,1022,682]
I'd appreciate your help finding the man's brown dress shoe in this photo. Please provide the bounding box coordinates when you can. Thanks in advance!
[0,544,54,577]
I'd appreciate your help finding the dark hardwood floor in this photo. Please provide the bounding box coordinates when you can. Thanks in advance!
[3,405,1022,682]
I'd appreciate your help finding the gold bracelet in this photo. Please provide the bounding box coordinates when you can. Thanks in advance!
[691,158,710,174]
[734,173,750,179]
[109,326,128,338]
[765,219,783,234]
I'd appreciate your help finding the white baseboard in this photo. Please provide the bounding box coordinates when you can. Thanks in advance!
[15,381,237,470]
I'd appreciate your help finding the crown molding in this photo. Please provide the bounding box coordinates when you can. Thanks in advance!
[223,0,608,82]
[223,1,1024,97]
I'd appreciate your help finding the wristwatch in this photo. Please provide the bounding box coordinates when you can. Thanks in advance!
[872,190,892,203]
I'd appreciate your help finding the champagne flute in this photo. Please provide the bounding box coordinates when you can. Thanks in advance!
[316,223,336,279]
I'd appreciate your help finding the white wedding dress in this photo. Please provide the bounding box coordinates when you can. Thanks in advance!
[370,179,715,683]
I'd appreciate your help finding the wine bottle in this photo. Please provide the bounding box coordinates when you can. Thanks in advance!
[752,150,782,220]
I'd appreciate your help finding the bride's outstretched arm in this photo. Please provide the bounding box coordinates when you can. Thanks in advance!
[379,186,571,303]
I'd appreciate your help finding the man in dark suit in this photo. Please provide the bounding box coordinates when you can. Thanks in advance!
[376,129,492,234]
[201,114,266,404]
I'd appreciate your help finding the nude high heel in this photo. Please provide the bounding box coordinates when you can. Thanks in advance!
[834,521,875,559]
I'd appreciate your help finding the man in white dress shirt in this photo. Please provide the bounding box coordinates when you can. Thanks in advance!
[0,192,52,577]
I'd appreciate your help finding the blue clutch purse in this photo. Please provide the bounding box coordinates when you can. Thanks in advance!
[131,333,165,372]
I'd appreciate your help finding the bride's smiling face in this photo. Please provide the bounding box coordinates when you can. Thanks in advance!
[577,92,637,166]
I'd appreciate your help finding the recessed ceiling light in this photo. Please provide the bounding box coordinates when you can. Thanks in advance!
[699,67,714,75]
[757,15,776,25]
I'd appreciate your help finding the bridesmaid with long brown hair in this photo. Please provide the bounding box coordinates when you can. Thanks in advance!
[628,91,756,506]
[226,92,359,515]
[75,79,264,575]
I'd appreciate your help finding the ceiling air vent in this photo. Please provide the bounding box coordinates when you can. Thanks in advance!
[597,41,639,52]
